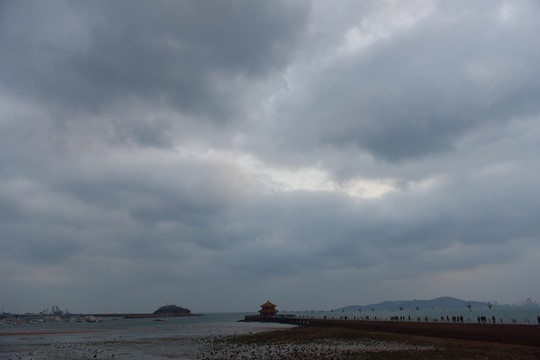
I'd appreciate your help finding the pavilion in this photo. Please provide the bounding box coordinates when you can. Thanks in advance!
[258,300,279,317]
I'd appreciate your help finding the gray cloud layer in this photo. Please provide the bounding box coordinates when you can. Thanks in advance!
[1,0,539,313]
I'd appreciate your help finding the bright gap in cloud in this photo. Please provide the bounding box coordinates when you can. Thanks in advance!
[339,0,435,54]
[180,148,397,198]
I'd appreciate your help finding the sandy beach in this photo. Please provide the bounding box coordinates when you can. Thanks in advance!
[3,325,539,360]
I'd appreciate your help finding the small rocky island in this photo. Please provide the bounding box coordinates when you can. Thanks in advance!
[153,304,191,315]
[125,304,197,319]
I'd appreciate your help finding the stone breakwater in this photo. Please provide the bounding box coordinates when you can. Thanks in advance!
[244,316,540,347]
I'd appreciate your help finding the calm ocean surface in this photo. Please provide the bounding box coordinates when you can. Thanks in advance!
[0,313,293,359]
[0,312,292,343]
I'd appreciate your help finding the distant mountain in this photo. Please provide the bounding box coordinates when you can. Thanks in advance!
[335,297,497,312]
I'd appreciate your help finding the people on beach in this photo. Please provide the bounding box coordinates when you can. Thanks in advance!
[477,316,490,323]
[295,312,538,325]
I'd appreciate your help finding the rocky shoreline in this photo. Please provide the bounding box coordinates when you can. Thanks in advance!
[197,326,540,360]
[308,318,540,347]
[2,324,539,359]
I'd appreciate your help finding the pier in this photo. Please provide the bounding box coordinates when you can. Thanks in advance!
[244,315,311,325]
[80,313,201,319]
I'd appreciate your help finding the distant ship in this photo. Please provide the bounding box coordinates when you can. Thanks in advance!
[85,316,102,322]
[433,307,445,311]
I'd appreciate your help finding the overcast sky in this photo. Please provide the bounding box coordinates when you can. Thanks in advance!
[2,0,540,314]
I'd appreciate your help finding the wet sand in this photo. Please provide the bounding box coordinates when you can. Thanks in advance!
[1,336,198,360]
[0,329,114,336]
[2,326,540,359]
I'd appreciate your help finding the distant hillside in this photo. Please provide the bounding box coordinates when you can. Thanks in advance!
[153,304,191,315]
[335,297,499,312]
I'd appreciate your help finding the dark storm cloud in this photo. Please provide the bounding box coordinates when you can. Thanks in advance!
[0,0,309,119]
[1,0,540,313]
[259,0,540,164]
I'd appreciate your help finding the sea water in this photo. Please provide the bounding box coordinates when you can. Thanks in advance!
[0,313,294,359]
